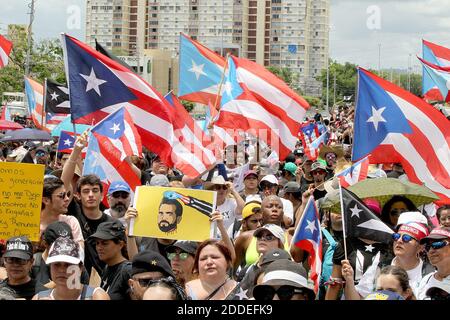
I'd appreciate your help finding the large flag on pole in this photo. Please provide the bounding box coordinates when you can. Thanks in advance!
[178,33,226,106]
[340,186,393,243]
[0,35,13,68]
[352,68,450,205]
[61,34,213,178]
[291,196,322,293]
[217,56,310,160]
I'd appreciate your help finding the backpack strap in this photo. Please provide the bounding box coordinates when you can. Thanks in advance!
[322,228,337,247]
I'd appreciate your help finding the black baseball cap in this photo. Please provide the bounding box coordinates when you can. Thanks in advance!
[3,236,33,260]
[259,249,292,267]
[43,221,73,246]
[89,220,126,241]
[165,241,198,256]
[131,250,175,278]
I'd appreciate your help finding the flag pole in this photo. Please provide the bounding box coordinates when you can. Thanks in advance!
[338,181,348,260]
[42,78,47,130]
[212,52,231,112]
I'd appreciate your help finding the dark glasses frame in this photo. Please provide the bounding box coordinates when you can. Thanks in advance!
[392,233,416,243]
[424,240,449,252]
[253,285,306,301]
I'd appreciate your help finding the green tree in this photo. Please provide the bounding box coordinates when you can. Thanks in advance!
[181,99,195,113]
[317,60,358,105]
[267,66,303,94]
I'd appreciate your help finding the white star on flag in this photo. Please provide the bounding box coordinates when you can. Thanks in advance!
[365,244,375,252]
[110,123,120,134]
[350,204,362,218]
[305,219,317,233]
[222,81,233,96]
[366,106,387,131]
[50,91,59,101]
[80,67,107,96]
[63,139,72,146]
[235,287,248,300]
[188,60,207,80]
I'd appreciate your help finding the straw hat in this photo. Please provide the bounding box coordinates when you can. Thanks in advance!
[319,144,344,160]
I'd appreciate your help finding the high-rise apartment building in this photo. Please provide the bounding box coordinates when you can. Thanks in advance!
[86,0,329,96]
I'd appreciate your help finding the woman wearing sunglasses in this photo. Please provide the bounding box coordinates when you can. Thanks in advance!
[390,222,434,296]
[417,227,450,300]
[380,196,418,230]
[165,241,198,288]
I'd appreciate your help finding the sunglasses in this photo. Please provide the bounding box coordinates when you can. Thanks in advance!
[213,185,228,191]
[253,285,306,301]
[111,191,129,199]
[36,151,47,157]
[54,191,70,199]
[392,233,416,243]
[167,252,190,261]
[260,183,276,190]
[312,170,326,175]
[4,257,30,265]
[424,241,449,252]
[255,233,277,242]
[134,277,158,287]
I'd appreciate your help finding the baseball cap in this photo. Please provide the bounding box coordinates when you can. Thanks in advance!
[254,224,285,243]
[3,236,33,260]
[131,250,175,278]
[397,222,429,241]
[242,201,262,220]
[363,198,381,216]
[244,170,258,180]
[310,161,327,172]
[108,181,131,195]
[396,211,428,227]
[283,182,301,193]
[365,290,405,300]
[425,276,450,297]
[293,148,304,156]
[35,147,48,155]
[420,227,450,244]
[165,241,198,256]
[259,175,278,186]
[43,221,73,246]
[46,237,83,265]
[284,162,297,176]
[150,174,170,187]
[253,259,315,300]
[259,248,292,267]
[89,220,126,241]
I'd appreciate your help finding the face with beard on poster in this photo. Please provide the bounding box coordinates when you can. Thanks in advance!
[158,198,183,233]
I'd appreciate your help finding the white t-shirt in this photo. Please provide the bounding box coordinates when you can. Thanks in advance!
[280,198,294,226]
[216,198,238,231]
[391,257,425,297]
[417,272,448,300]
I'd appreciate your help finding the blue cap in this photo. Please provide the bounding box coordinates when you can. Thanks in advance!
[365,290,405,300]
[108,181,131,195]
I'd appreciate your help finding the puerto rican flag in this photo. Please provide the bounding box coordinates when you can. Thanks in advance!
[353,68,450,205]
[422,40,450,102]
[217,56,310,160]
[178,33,226,106]
[61,34,216,178]
[24,76,48,132]
[336,156,370,188]
[291,196,322,293]
[83,107,142,195]
[0,35,12,68]
[418,56,450,102]
[299,122,320,160]
[57,130,76,153]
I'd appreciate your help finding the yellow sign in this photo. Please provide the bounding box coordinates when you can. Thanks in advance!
[0,162,45,241]
[130,186,216,241]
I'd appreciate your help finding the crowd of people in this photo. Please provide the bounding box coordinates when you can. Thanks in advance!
[0,105,449,301]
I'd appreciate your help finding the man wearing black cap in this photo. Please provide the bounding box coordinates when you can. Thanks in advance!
[0,236,36,299]
[128,250,175,300]
[90,220,132,300]
[165,241,198,287]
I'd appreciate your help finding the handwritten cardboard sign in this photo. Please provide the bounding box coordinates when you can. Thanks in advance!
[0,162,44,241]
[129,186,216,242]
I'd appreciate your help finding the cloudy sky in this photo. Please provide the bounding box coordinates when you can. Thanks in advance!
[1,0,450,71]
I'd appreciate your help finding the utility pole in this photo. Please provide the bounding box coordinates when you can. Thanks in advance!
[326,59,329,111]
[25,0,35,76]
[333,71,336,107]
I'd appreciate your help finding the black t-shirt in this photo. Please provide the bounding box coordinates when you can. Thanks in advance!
[300,176,314,194]
[313,188,327,201]
[0,278,37,300]
[332,238,393,284]
[140,237,175,264]
[100,260,132,300]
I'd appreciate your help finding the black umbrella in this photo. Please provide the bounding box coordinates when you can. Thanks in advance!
[0,128,52,142]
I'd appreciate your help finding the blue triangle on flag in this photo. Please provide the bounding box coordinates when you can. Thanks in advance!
[65,36,137,119]
[353,70,412,160]
[91,107,126,139]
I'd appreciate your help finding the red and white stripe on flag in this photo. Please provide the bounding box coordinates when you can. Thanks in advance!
[336,156,370,188]
[0,35,13,68]
[24,77,50,132]
[217,56,309,160]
